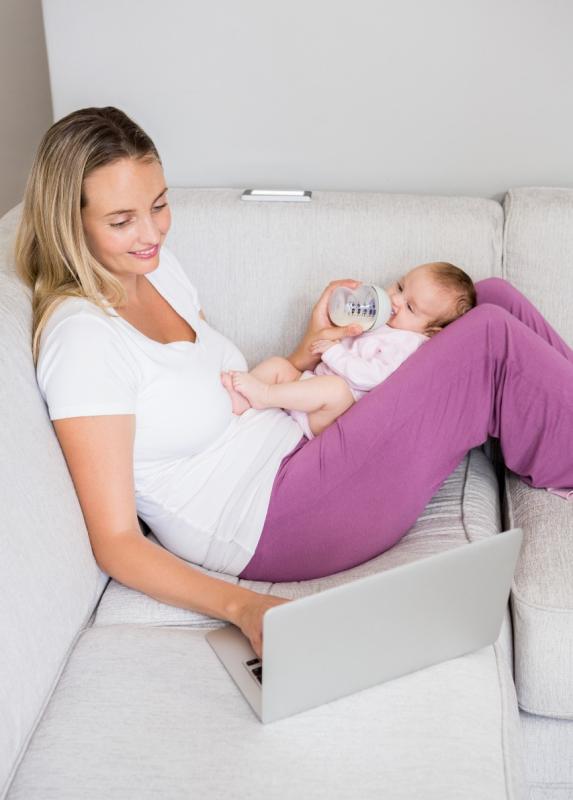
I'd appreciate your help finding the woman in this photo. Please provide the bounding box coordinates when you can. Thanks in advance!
[16,107,573,660]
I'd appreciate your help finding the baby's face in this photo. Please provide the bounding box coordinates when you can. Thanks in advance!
[385,264,452,334]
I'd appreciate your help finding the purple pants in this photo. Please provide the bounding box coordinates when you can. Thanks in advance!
[238,278,573,582]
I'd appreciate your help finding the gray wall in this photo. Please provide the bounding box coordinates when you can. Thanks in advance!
[3,0,573,214]
[42,0,573,199]
[0,0,52,217]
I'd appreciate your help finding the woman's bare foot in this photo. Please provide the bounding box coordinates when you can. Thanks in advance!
[229,371,273,410]
[221,371,252,415]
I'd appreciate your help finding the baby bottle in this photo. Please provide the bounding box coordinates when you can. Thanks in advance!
[327,284,392,331]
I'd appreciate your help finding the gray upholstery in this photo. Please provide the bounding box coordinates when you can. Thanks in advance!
[2,185,571,799]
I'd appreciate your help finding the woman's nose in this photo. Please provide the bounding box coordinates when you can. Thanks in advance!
[136,215,161,244]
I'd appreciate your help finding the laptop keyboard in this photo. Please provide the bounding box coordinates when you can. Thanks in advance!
[246,657,263,684]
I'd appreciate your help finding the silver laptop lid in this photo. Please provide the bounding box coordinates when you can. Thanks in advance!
[259,528,522,723]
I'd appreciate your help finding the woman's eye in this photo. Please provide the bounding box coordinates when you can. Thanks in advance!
[110,203,167,229]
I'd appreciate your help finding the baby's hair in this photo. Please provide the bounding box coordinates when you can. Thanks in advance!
[423,262,477,338]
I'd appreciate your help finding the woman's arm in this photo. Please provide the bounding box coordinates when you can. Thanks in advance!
[286,279,364,372]
[98,530,285,658]
[100,530,258,622]
[53,413,288,657]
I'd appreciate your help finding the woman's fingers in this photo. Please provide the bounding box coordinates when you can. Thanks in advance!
[323,277,362,296]
[238,594,292,661]
[312,279,362,330]
[251,631,263,659]
[316,278,362,311]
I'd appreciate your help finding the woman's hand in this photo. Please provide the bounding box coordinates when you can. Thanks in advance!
[288,279,364,371]
[310,278,363,337]
[234,592,292,659]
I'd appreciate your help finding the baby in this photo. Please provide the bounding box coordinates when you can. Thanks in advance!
[221,261,476,440]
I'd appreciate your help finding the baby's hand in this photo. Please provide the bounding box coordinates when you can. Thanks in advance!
[310,338,339,355]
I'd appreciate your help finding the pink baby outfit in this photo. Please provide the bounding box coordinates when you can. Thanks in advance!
[289,323,429,440]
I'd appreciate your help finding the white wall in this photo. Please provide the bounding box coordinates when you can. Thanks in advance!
[0,0,52,216]
[38,0,573,199]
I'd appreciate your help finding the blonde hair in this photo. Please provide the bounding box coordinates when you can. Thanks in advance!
[422,261,477,338]
[14,106,161,366]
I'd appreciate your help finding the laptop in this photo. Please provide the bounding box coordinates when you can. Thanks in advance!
[206,527,523,724]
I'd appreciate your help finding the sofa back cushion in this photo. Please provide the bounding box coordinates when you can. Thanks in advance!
[503,187,573,347]
[166,189,503,366]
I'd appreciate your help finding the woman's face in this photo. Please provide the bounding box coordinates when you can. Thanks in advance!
[81,157,171,286]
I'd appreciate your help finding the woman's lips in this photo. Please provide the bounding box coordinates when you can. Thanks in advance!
[129,244,159,259]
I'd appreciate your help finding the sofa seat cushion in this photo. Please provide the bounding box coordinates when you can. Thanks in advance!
[5,624,525,800]
[503,471,573,720]
[519,710,573,799]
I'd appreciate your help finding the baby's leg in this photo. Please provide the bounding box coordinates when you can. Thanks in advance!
[306,379,356,437]
[250,356,303,384]
[230,370,354,423]
[221,357,302,416]
[221,356,302,415]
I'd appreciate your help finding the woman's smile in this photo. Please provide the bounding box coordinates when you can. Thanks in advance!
[129,244,159,259]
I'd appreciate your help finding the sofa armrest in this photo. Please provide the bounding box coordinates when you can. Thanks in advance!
[502,470,573,719]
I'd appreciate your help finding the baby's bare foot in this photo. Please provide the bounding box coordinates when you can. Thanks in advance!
[221,371,252,415]
[230,371,272,410]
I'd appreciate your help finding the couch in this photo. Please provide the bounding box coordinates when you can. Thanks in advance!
[1,186,571,800]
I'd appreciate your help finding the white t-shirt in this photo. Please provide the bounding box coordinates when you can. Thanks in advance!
[36,246,304,575]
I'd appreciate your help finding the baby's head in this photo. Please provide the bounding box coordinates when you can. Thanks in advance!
[385,262,476,337]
